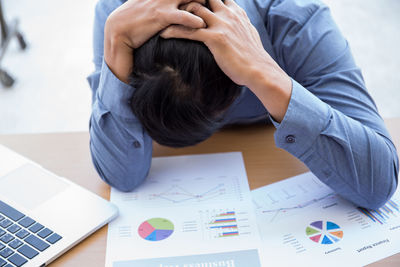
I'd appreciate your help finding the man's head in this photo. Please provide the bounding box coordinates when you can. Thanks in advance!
[130,34,241,147]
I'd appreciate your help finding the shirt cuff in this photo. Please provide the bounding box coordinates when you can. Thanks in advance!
[96,59,136,118]
[272,79,331,160]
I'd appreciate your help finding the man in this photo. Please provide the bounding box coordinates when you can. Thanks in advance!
[87,0,398,209]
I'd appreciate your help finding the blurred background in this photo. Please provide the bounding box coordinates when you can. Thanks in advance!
[0,0,399,134]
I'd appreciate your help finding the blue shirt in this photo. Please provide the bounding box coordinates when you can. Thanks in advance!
[88,0,398,209]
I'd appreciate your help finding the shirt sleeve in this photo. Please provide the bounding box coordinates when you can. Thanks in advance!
[87,0,153,191]
[267,0,398,209]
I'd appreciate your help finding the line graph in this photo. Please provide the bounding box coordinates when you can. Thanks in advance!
[252,173,339,223]
[120,175,245,207]
[261,193,336,214]
[260,193,337,222]
[148,183,226,204]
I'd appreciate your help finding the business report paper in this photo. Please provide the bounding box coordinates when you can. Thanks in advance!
[252,172,400,267]
[106,152,262,267]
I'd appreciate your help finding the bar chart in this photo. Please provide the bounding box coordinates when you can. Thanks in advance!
[208,211,239,238]
[357,199,400,224]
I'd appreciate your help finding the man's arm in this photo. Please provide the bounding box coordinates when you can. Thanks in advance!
[265,0,399,209]
[161,0,398,209]
[88,0,153,191]
[88,0,207,191]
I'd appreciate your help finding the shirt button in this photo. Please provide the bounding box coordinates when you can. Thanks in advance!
[133,141,141,148]
[285,135,296,144]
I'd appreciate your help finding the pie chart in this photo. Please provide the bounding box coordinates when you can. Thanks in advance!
[306,220,343,244]
[138,218,174,241]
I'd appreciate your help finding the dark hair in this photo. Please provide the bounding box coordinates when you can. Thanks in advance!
[130,34,241,147]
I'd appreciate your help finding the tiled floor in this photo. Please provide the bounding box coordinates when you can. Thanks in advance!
[0,0,399,134]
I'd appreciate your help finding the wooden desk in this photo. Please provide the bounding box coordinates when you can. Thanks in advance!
[0,118,399,266]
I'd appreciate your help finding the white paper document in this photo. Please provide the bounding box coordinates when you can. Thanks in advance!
[106,152,262,267]
[252,172,400,267]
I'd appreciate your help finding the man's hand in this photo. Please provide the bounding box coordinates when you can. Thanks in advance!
[104,0,207,83]
[161,0,292,122]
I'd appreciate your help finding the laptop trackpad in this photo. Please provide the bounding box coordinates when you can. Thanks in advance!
[0,164,69,210]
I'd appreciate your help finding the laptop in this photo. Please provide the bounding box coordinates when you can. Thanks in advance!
[0,144,118,267]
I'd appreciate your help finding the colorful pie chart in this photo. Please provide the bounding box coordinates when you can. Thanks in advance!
[138,218,174,241]
[306,220,343,244]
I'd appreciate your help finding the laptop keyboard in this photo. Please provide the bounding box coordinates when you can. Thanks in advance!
[0,200,62,267]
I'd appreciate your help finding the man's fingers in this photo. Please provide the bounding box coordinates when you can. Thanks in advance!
[160,25,208,42]
[168,10,207,29]
[179,2,217,26]
[224,0,247,16]
[208,0,227,11]
[223,0,235,7]
[177,0,206,6]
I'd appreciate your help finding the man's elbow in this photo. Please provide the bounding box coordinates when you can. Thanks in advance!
[112,170,147,192]
[111,181,140,193]
[361,161,398,210]
[99,167,148,192]
[91,153,148,192]
[363,192,395,210]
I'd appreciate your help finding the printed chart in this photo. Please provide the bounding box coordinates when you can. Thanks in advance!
[120,175,245,207]
[200,208,254,240]
[106,153,261,267]
[306,221,343,245]
[138,218,174,241]
[252,172,400,267]
[208,211,239,238]
[252,173,335,223]
[357,199,399,224]
[148,182,229,204]
[115,153,250,208]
